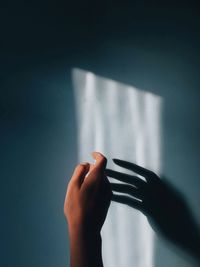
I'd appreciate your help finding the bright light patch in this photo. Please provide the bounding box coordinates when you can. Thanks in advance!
[72,68,162,267]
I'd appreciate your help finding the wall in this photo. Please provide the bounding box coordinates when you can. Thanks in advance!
[1,1,200,266]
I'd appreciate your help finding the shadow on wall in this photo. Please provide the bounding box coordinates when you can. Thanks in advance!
[72,67,200,267]
[72,68,162,267]
[106,159,200,265]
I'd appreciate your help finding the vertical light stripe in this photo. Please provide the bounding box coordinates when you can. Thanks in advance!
[72,68,162,267]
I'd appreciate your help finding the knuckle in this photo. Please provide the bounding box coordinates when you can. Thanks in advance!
[76,164,85,171]
[76,162,89,172]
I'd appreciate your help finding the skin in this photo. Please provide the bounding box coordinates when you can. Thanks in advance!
[64,153,200,266]
[64,152,112,267]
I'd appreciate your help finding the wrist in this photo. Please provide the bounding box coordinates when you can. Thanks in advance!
[68,224,103,267]
[68,224,102,243]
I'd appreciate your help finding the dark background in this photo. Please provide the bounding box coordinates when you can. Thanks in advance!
[1,1,200,266]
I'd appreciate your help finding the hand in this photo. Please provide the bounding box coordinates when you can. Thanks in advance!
[64,152,112,235]
[106,159,200,262]
[64,152,112,267]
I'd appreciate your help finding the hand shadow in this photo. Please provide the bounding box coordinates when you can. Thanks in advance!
[105,159,200,263]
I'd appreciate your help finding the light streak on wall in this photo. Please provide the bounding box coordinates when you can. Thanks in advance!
[72,68,162,267]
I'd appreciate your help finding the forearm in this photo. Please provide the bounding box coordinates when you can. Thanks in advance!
[64,152,111,267]
[68,227,103,267]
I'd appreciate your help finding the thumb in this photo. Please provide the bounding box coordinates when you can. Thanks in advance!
[92,152,107,170]
[87,152,107,182]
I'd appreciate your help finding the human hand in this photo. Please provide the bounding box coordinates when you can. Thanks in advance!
[64,152,111,267]
[64,152,112,235]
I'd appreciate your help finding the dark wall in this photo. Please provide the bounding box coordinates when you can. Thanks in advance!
[1,1,200,266]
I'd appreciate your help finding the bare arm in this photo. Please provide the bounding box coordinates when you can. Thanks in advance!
[64,152,112,267]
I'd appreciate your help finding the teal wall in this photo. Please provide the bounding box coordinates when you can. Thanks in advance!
[1,1,200,266]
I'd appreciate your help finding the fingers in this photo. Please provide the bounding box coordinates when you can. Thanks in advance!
[110,182,142,200]
[113,159,158,181]
[92,151,107,170]
[86,152,107,183]
[72,152,107,186]
[111,194,143,212]
[71,162,90,187]
[105,169,146,188]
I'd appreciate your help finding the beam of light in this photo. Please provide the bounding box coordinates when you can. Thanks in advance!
[72,68,162,267]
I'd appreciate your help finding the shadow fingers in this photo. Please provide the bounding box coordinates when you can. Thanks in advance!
[112,158,158,181]
[106,169,146,188]
[111,194,144,212]
[110,182,143,200]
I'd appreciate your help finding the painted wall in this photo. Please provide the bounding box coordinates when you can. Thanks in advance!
[1,1,200,266]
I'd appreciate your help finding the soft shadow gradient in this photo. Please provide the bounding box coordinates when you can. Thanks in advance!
[106,159,200,264]
[73,68,162,267]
